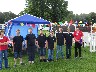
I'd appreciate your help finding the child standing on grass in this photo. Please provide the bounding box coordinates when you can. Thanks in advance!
[25,28,36,64]
[56,28,65,60]
[37,29,47,62]
[47,30,56,61]
[0,30,10,70]
[65,28,74,59]
[13,29,24,67]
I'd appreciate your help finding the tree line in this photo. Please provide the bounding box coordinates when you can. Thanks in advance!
[0,11,17,24]
[0,0,96,24]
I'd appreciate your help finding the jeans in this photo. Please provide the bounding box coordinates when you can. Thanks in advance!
[14,51,22,59]
[0,50,8,69]
[56,45,64,59]
[48,49,53,60]
[39,47,46,56]
[66,45,71,58]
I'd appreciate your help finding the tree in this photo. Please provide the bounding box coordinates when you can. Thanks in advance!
[3,11,18,22]
[64,11,75,22]
[47,0,69,22]
[0,12,5,24]
[0,11,17,24]
[72,12,96,25]
[89,12,96,24]
[22,0,69,22]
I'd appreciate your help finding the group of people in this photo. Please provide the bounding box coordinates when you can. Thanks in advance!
[0,27,83,70]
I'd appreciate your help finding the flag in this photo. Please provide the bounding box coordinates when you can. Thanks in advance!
[84,22,87,24]
[27,24,31,26]
[55,22,57,24]
[20,23,24,26]
[58,22,63,25]
[54,22,57,25]
[26,23,28,26]
[75,21,78,24]
[32,24,35,28]
[43,25,46,28]
[69,20,73,25]
[4,24,8,27]
[79,21,82,24]
[64,21,68,26]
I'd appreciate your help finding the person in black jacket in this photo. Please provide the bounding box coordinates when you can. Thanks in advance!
[25,28,36,64]
[47,30,56,61]
[13,29,24,67]
[56,28,65,60]
[37,29,47,62]
[65,28,74,59]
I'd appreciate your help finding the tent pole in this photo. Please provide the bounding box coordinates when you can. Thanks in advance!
[37,24,38,37]
[90,24,92,52]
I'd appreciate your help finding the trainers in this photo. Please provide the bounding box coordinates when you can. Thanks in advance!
[43,59,47,62]
[20,63,25,65]
[50,59,52,61]
[75,57,78,59]
[32,61,34,64]
[5,67,11,69]
[40,59,43,62]
[47,59,49,62]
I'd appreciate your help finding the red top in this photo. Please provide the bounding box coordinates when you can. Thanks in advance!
[73,30,83,42]
[0,36,9,51]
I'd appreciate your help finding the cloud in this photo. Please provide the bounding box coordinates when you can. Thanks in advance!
[0,0,26,14]
[67,0,96,14]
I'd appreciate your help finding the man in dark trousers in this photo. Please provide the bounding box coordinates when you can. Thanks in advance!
[56,28,65,60]
[47,30,56,61]
[37,29,47,62]
[13,29,24,67]
[73,27,83,58]
[25,28,36,64]
[65,28,74,59]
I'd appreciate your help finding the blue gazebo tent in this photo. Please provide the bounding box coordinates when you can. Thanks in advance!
[11,14,50,24]
[5,14,50,39]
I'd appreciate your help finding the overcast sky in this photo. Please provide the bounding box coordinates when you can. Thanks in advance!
[0,0,96,15]
[0,0,26,14]
[67,0,96,14]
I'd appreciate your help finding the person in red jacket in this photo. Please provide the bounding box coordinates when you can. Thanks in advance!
[73,27,83,58]
[0,30,10,70]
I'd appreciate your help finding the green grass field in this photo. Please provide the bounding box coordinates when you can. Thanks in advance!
[1,46,96,72]
[1,30,96,72]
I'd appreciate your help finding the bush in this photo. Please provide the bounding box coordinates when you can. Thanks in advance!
[8,47,13,57]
